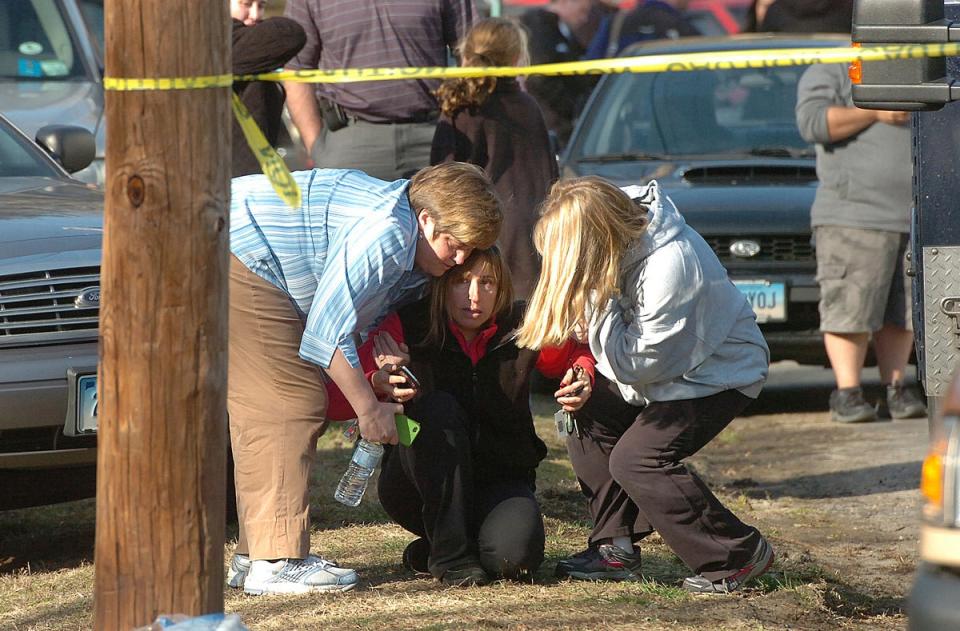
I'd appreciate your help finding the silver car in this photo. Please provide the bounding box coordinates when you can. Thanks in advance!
[0,113,101,509]
[0,0,105,186]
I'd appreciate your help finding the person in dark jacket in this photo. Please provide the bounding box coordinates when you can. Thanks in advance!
[230,1,306,177]
[757,0,853,33]
[432,18,559,300]
[372,247,595,586]
[584,0,700,60]
[519,0,597,146]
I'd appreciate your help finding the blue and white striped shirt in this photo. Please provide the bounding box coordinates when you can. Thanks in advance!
[230,169,429,368]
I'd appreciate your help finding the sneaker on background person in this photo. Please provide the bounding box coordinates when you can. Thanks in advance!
[241,555,359,595]
[555,543,642,581]
[682,537,774,594]
[828,386,878,423]
[226,553,252,589]
[885,381,928,419]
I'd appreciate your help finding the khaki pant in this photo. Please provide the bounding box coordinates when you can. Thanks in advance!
[228,256,328,560]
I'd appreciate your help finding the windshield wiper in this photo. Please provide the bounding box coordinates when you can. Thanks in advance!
[576,152,670,163]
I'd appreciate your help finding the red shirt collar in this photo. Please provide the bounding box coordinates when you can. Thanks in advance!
[449,319,498,366]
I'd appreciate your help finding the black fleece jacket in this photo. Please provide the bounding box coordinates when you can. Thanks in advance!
[399,299,548,484]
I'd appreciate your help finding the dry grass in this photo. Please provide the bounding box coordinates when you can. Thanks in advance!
[0,397,906,630]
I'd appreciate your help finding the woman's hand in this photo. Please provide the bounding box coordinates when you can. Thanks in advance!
[555,367,592,412]
[371,365,418,403]
[356,400,402,444]
[374,332,410,370]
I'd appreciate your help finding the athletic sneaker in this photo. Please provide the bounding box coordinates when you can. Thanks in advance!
[886,382,927,419]
[555,543,642,581]
[829,387,877,423]
[682,537,774,594]
[226,553,252,589]
[243,555,359,595]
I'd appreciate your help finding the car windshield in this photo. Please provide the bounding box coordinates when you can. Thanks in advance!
[0,0,89,80]
[0,120,60,177]
[571,65,814,160]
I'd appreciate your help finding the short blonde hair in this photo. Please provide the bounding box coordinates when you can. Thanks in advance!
[516,177,649,350]
[425,246,514,347]
[408,162,502,250]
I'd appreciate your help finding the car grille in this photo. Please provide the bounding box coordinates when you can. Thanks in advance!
[705,235,814,263]
[0,266,99,341]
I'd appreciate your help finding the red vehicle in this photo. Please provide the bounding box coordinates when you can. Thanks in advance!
[501,0,751,36]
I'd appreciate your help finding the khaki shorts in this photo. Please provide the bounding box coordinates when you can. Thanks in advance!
[815,226,912,334]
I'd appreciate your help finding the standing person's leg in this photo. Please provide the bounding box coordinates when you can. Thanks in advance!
[227,256,357,594]
[608,390,773,593]
[311,121,396,180]
[817,226,897,423]
[874,232,927,418]
[395,121,437,178]
[376,392,487,585]
[474,479,545,580]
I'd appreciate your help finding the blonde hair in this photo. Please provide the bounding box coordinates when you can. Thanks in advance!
[408,162,502,249]
[425,246,514,347]
[435,18,530,118]
[516,177,649,350]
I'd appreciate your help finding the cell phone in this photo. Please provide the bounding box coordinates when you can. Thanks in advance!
[398,365,420,390]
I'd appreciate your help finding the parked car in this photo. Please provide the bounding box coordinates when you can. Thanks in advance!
[910,369,960,630]
[0,0,105,187]
[562,34,849,364]
[0,112,101,509]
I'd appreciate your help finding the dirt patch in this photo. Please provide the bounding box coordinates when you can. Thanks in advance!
[0,389,928,630]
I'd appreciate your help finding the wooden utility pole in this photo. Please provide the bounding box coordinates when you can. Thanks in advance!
[95,1,230,628]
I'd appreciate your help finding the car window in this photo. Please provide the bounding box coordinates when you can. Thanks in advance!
[573,65,813,158]
[77,0,104,56]
[0,121,60,178]
[0,0,87,80]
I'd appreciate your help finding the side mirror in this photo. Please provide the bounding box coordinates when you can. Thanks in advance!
[35,125,96,174]
[851,0,957,111]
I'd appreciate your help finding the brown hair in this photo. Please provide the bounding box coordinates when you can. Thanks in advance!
[516,177,649,350]
[408,162,502,250]
[425,246,514,347]
[435,18,530,118]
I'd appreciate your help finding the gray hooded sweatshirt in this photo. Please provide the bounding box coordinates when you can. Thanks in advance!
[588,182,769,406]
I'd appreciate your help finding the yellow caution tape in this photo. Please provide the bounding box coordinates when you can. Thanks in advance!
[230,92,302,208]
[101,42,960,209]
[103,73,234,91]
[239,43,960,84]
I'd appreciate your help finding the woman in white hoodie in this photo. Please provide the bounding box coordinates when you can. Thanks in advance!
[518,176,773,594]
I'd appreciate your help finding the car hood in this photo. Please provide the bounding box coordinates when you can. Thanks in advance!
[0,178,103,268]
[568,159,817,235]
[0,81,105,153]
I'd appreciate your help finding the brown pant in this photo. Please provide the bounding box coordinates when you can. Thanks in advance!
[228,256,328,560]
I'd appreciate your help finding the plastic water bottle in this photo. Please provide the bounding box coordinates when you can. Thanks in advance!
[334,439,384,507]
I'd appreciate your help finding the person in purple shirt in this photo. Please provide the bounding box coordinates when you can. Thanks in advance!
[283,0,476,181]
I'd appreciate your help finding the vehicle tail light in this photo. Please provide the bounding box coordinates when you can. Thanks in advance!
[921,448,944,507]
[848,42,862,85]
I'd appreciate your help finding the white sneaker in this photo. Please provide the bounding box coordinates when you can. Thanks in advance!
[226,553,252,589]
[243,555,359,595]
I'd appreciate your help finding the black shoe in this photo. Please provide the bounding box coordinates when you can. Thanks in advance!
[886,382,927,419]
[555,544,641,581]
[441,563,489,587]
[829,387,877,423]
[402,538,430,576]
[683,537,774,595]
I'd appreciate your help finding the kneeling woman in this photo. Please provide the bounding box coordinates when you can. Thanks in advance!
[373,248,593,586]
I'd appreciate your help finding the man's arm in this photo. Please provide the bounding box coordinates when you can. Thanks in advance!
[825,107,909,143]
[285,82,323,154]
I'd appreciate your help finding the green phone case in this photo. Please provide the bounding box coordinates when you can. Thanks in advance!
[395,413,421,447]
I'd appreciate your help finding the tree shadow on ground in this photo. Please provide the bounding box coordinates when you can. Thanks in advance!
[725,461,921,500]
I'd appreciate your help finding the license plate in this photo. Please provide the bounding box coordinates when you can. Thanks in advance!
[75,374,99,433]
[734,280,786,323]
